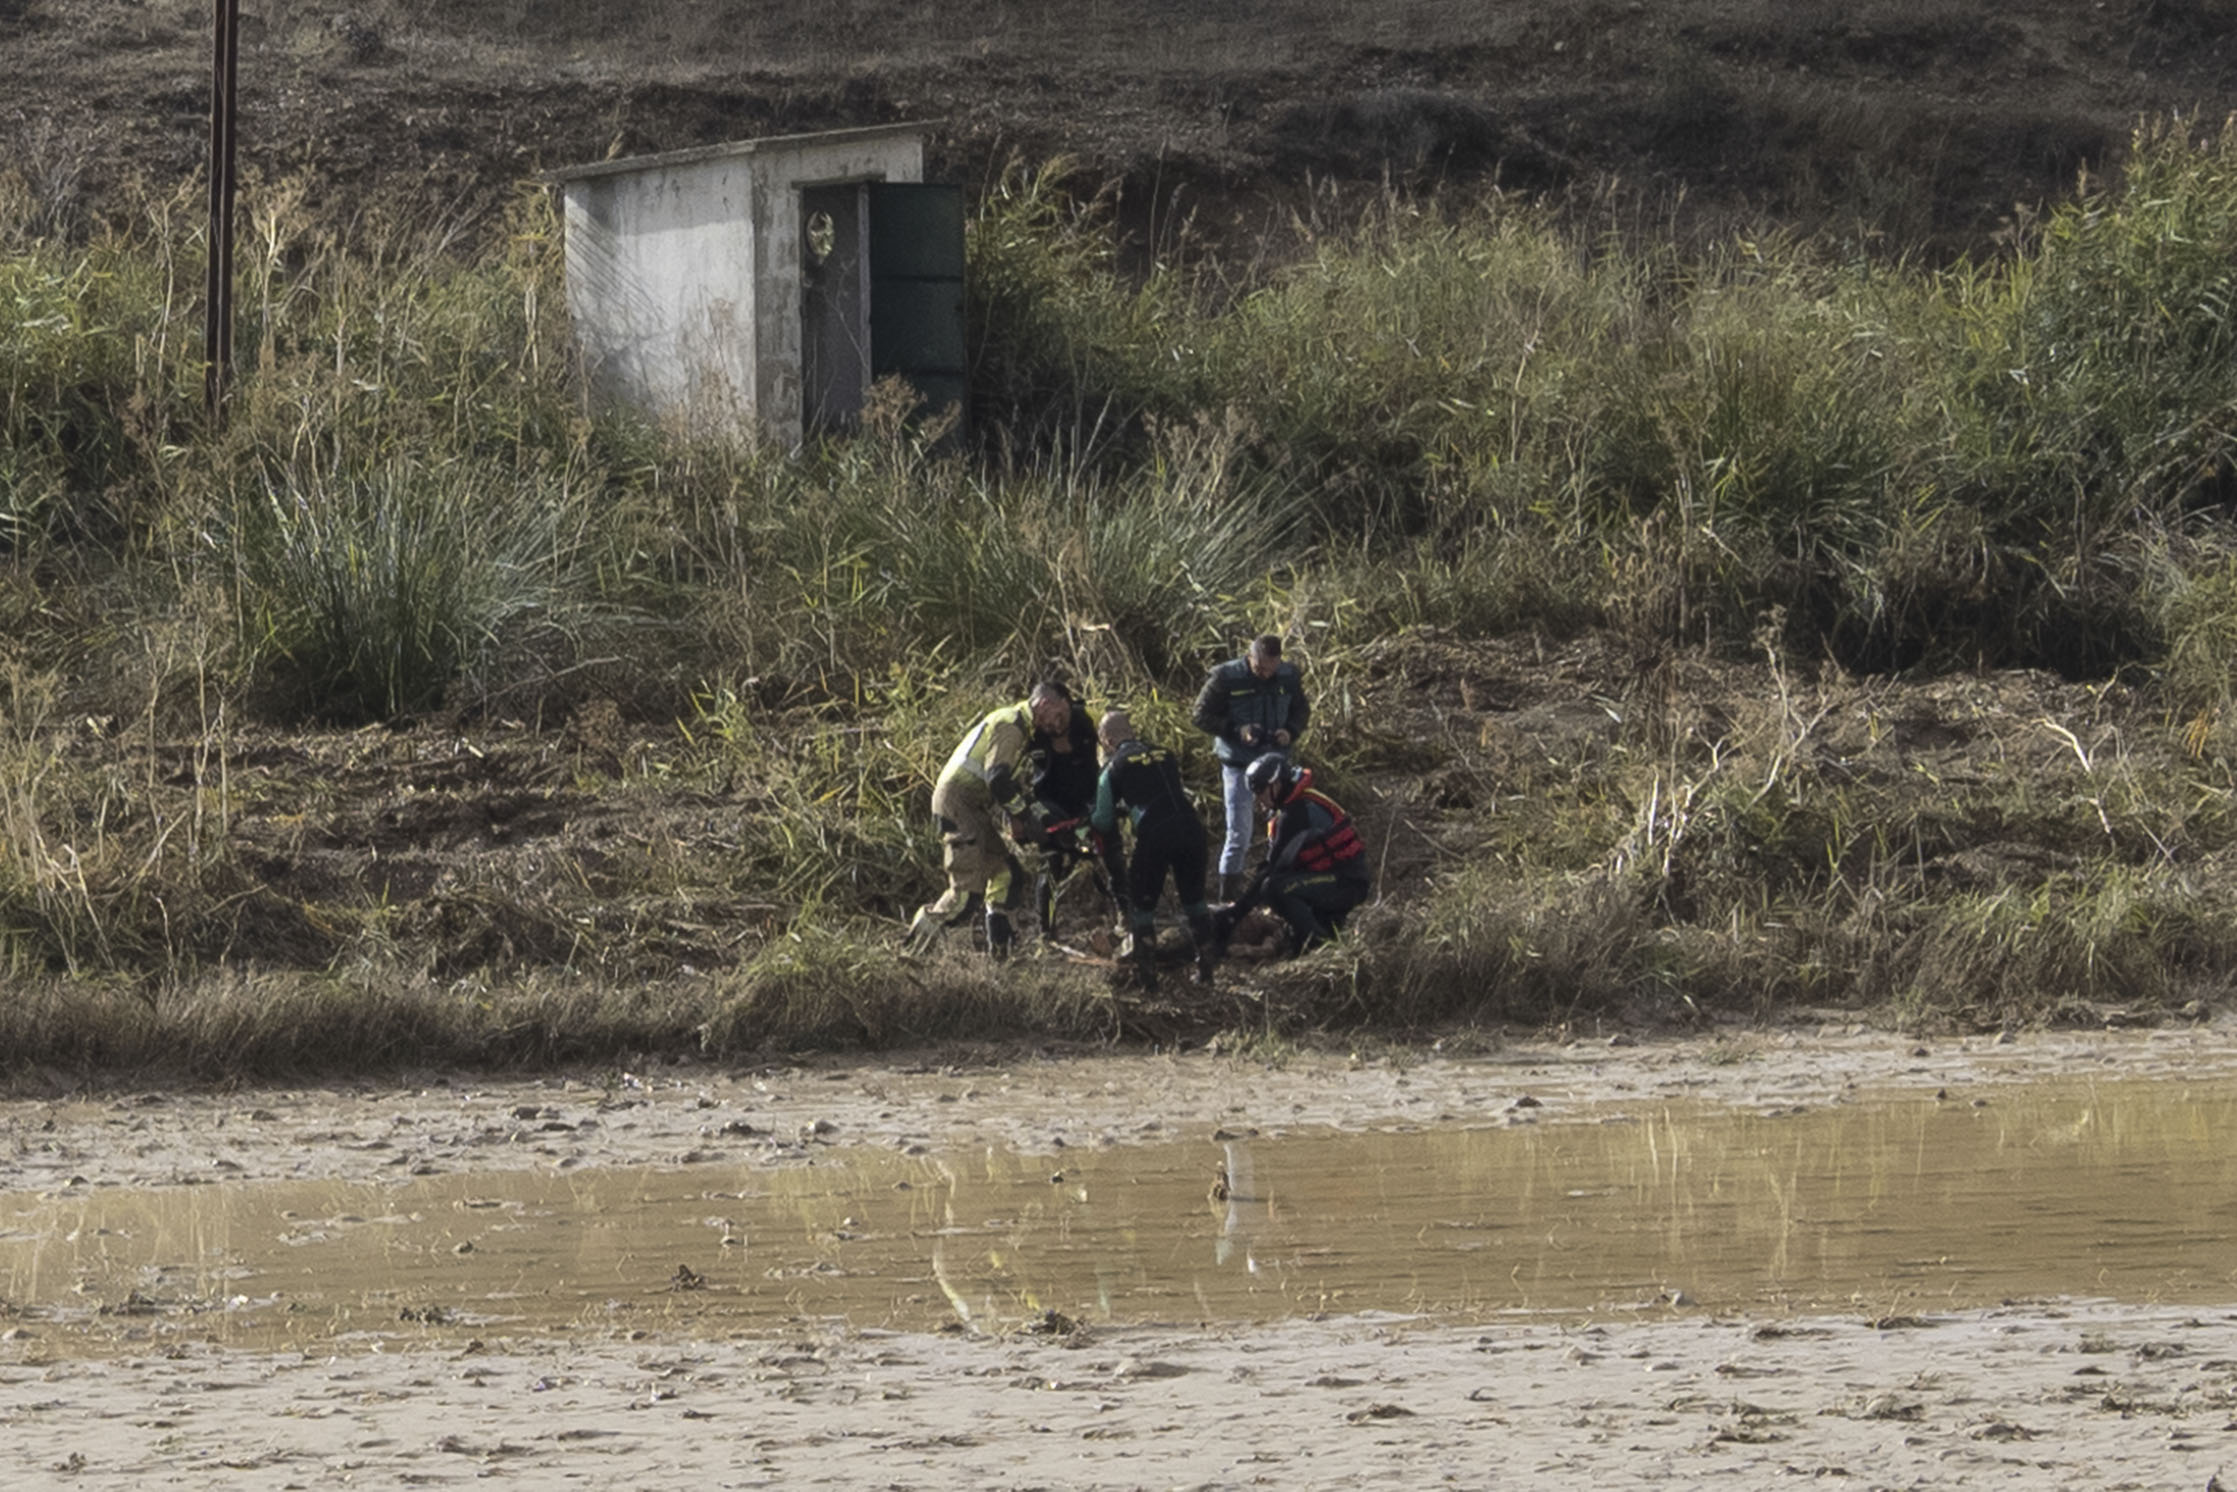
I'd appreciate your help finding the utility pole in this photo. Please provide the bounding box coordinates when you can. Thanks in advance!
[204,0,240,422]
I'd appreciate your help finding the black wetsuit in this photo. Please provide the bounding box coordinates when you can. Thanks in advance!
[1089,738,1212,927]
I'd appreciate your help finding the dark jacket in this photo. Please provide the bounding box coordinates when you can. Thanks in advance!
[1090,738,1204,841]
[1030,701,1100,821]
[1191,656,1310,767]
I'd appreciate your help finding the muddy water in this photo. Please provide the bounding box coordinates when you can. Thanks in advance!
[5,1076,2235,1356]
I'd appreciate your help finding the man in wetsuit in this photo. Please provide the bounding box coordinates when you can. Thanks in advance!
[1088,709,1219,990]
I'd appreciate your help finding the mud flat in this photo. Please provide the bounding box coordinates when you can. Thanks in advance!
[3,1302,2233,1489]
[11,1022,2237,1193]
[5,1023,2237,1487]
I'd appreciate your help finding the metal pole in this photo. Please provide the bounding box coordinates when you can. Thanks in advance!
[204,0,240,422]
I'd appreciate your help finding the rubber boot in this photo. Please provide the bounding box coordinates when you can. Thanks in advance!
[1218,873,1248,904]
[1187,911,1218,987]
[985,908,1015,961]
[1119,930,1158,991]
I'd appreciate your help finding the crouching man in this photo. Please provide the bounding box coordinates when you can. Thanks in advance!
[1089,710,1219,990]
[1228,753,1370,955]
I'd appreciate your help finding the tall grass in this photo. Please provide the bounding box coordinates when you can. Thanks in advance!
[965,159,1203,462]
[14,121,2237,1069]
[226,455,599,722]
[0,180,195,550]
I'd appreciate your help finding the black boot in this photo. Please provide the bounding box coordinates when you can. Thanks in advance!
[1218,873,1247,904]
[1187,912,1218,986]
[1119,930,1157,991]
[985,909,1015,961]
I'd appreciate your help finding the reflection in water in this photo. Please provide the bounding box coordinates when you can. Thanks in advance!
[5,1077,2237,1356]
[1215,1139,1263,1271]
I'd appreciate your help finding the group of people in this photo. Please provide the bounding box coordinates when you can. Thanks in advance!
[904,636,1373,989]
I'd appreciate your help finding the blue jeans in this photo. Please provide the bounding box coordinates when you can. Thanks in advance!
[1219,762,1257,876]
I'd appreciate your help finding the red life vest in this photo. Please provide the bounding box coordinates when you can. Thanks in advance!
[1269,785,1364,872]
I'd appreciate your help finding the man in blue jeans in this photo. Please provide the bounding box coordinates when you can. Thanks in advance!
[1191,635,1311,901]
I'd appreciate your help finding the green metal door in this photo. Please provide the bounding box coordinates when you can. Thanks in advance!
[867,182,967,430]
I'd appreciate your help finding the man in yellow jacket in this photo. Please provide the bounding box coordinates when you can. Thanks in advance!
[908,682,1073,958]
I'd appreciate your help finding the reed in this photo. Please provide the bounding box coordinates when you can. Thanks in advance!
[9,123,2237,1073]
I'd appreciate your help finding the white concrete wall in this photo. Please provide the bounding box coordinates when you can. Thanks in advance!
[561,157,758,434]
[557,128,925,444]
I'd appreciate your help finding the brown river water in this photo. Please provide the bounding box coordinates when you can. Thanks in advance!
[9,1074,2234,1356]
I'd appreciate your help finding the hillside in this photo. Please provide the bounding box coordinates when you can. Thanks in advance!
[10,0,2237,252]
[14,1,2237,1070]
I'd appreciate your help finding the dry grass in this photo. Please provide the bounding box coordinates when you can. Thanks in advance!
[10,124,2237,1076]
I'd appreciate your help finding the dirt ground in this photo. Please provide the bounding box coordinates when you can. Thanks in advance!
[12,0,2237,256]
[7,1023,2237,1489]
[13,623,2182,1008]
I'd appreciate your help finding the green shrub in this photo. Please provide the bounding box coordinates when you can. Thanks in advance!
[0,238,171,548]
[1937,118,2237,666]
[966,160,1199,459]
[1207,199,1649,533]
[1953,119,2237,527]
[228,457,596,721]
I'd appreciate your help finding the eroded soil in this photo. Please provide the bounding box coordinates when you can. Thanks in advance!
[28,626,2198,1015]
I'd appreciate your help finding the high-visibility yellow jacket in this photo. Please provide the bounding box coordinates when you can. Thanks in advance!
[936,700,1035,808]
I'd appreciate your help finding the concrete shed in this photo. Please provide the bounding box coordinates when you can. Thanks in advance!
[550,123,964,444]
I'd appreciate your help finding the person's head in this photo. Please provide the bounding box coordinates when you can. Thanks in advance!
[1245,751,1297,807]
[1247,635,1284,681]
[1027,682,1070,735]
[1097,709,1136,755]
